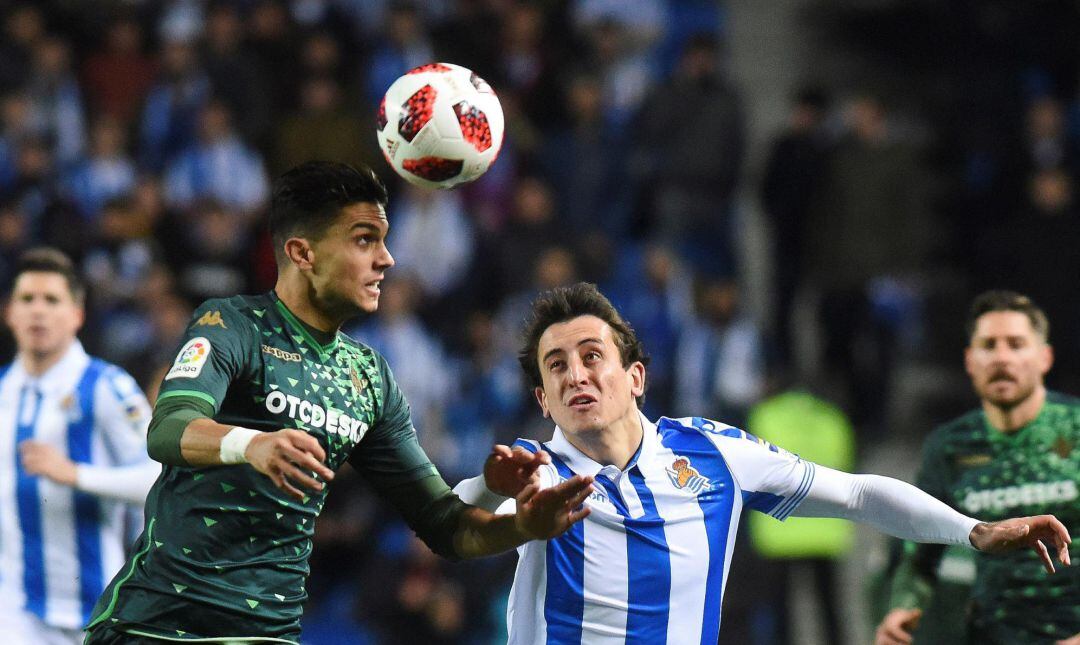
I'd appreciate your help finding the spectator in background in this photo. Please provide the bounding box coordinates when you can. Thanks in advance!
[365,2,435,104]
[760,89,831,370]
[26,35,85,167]
[581,17,656,134]
[202,2,272,150]
[126,289,191,397]
[540,70,632,235]
[0,4,44,92]
[0,91,34,192]
[163,99,269,217]
[274,76,375,176]
[388,185,475,304]
[631,33,744,276]
[169,199,253,303]
[81,15,157,126]
[674,277,765,426]
[806,94,932,433]
[5,137,68,246]
[139,38,211,172]
[245,0,299,123]
[61,116,136,223]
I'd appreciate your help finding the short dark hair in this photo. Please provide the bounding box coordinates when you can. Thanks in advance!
[966,290,1049,343]
[518,282,648,404]
[269,161,388,265]
[12,247,85,304]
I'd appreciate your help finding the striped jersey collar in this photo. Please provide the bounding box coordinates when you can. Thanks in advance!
[547,411,658,478]
[8,340,89,392]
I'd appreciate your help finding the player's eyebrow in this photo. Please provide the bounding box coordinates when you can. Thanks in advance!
[541,338,603,364]
[349,221,385,233]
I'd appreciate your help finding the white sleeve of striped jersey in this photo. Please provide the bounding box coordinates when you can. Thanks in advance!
[793,466,980,546]
[453,474,510,512]
[70,368,159,504]
[706,431,815,520]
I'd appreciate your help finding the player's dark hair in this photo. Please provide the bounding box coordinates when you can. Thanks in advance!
[966,290,1050,343]
[11,247,85,304]
[519,282,648,405]
[269,161,388,265]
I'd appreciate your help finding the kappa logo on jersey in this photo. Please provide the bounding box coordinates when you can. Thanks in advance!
[165,337,211,380]
[194,310,227,329]
[262,344,301,362]
[666,456,712,494]
[264,390,369,443]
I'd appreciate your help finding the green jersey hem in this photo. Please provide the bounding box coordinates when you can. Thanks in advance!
[158,389,218,407]
[87,519,157,630]
[124,629,297,644]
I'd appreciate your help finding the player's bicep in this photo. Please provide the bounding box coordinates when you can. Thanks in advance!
[710,430,816,519]
[157,302,251,410]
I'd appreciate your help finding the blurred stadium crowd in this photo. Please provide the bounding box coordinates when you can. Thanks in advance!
[0,0,1078,643]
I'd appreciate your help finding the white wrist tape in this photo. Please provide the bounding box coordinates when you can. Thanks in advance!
[220,427,260,464]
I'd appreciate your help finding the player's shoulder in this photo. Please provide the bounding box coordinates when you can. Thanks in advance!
[930,408,985,444]
[657,415,747,441]
[195,293,272,320]
[1046,390,1080,409]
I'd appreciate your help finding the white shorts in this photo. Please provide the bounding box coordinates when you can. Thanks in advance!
[0,610,84,645]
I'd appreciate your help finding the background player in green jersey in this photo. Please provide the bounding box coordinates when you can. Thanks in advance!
[83,161,594,644]
[876,291,1080,645]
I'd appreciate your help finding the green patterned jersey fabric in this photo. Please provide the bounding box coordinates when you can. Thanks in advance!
[87,292,440,643]
[891,392,1080,644]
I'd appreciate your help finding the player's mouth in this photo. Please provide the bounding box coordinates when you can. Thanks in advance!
[363,279,382,297]
[989,372,1016,384]
[567,393,598,410]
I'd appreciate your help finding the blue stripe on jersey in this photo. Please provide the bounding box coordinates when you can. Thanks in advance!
[625,467,671,643]
[742,489,784,513]
[543,450,585,645]
[594,476,630,516]
[512,438,540,454]
[15,385,46,618]
[70,359,106,623]
[771,462,816,520]
[658,425,736,645]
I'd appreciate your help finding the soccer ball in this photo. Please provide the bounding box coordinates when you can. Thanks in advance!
[376,63,505,189]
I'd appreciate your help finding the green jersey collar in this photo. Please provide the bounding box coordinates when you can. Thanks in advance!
[271,293,340,358]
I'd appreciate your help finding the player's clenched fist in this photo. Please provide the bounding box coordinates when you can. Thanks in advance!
[245,429,335,501]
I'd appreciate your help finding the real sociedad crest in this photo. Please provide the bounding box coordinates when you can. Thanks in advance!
[666,456,712,494]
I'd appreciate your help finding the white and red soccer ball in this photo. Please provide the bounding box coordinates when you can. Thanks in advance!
[376,63,505,189]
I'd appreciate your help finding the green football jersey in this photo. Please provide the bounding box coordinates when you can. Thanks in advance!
[892,392,1080,644]
[87,292,441,643]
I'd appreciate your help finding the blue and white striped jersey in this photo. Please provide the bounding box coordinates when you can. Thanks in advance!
[502,413,815,645]
[0,341,154,629]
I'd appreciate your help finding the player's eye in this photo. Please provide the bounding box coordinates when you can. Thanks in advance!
[547,360,563,371]
[584,351,601,362]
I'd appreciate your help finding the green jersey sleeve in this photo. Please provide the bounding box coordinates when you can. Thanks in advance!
[156,299,255,411]
[348,353,467,558]
[887,427,954,610]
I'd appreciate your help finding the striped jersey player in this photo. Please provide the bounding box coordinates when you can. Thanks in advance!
[455,282,1074,645]
[0,249,157,645]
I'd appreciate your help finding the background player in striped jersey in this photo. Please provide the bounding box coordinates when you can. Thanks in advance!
[84,161,594,644]
[0,248,158,645]
[876,291,1080,645]
[455,282,1073,645]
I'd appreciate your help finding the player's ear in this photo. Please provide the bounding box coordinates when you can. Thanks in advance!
[284,237,315,271]
[628,361,645,398]
[1039,341,1054,375]
[534,386,550,418]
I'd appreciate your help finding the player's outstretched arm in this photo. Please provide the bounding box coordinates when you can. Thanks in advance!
[968,514,1072,573]
[452,474,594,558]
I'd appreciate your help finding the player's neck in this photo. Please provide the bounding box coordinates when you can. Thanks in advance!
[983,385,1046,433]
[569,412,643,470]
[274,277,340,333]
[19,342,73,377]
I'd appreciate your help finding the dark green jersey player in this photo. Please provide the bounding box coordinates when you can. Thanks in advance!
[83,162,595,644]
[877,291,1080,645]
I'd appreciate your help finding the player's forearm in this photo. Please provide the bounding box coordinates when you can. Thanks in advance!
[177,417,253,466]
[794,466,979,545]
[452,506,529,558]
[75,461,161,503]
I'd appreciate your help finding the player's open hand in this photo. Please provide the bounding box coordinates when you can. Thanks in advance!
[484,444,551,497]
[245,429,335,501]
[19,440,78,486]
[969,514,1072,573]
[513,474,594,541]
[874,608,921,645]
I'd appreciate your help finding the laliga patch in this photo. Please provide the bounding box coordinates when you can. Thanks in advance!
[166,337,211,380]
